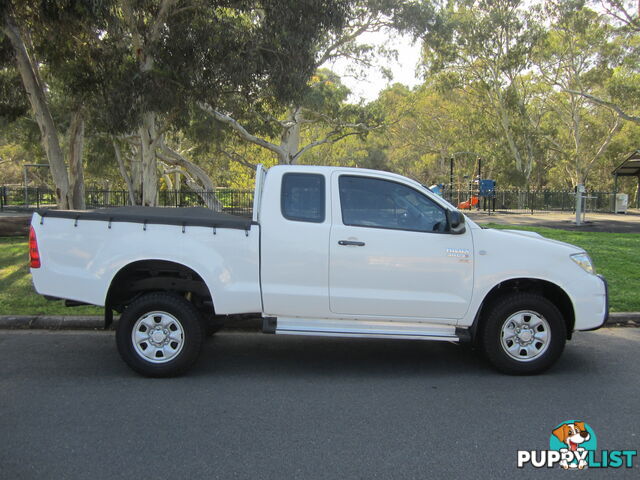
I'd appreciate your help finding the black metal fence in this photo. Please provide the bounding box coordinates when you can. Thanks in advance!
[0,186,58,210]
[445,190,617,214]
[1,186,254,217]
[0,185,622,215]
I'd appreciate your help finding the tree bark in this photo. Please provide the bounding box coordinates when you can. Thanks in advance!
[139,112,158,206]
[68,110,86,209]
[279,107,302,164]
[113,139,137,205]
[130,144,143,205]
[3,16,70,208]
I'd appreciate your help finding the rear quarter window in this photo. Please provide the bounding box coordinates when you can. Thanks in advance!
[281,173,325,223]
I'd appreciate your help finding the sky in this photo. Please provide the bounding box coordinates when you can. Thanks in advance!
[328,31,424,103]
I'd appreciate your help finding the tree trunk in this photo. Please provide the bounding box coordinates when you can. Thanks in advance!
[279,107,302,164]
[157,144,222,210]
[3,16,70,208]
[68,110,86,209]
[113,139,137,205]
[130,145,143,205]
[139,112,158,206]
[162,173,174,189]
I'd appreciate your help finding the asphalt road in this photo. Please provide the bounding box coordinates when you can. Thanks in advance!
[1,329,639,480]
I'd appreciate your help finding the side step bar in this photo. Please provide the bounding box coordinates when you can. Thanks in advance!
[262,317,461,342]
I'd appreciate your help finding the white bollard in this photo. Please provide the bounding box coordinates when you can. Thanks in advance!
[575,184,585,225]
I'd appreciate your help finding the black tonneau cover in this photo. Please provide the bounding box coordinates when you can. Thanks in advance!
[36,207,255,230]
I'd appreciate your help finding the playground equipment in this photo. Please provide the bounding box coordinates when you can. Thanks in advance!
[429,184,444,197]
[447,154,496,212]
[479,179,496,211]
[457,196,478,210]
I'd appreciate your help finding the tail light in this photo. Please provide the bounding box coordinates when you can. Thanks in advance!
[29,226,41,268]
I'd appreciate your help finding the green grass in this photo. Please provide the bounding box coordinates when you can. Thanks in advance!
[1,226,639,315]
[0,237,101,316]
[484,224,640,312]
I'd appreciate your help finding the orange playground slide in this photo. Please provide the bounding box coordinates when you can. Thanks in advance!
[457,196,479,210]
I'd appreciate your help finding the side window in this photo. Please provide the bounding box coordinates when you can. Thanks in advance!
[281,173,325,223]
[339,176,448,233]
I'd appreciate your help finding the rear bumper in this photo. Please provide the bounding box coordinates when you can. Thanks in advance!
[580,274,609,332]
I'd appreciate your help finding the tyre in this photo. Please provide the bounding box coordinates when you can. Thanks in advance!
[116,292,204,377]
[479,293,567,375]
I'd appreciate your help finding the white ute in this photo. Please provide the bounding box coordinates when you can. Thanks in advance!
[29,165,609,376]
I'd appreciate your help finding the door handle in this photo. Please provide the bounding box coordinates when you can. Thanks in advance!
[338,240,365,246]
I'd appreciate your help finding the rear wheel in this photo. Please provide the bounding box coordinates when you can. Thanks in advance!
[479,293,566,375]
[116,292,204,377]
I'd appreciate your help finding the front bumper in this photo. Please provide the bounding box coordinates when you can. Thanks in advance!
[581,274,609,331]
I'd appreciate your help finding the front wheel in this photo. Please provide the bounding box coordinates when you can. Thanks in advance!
[116,292,204,377]
[479,293,567,375]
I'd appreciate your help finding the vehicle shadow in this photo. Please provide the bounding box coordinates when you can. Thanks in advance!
[192,329,639,380]
[193,332,545,379]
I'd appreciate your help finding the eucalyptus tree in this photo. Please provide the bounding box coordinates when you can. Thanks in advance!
[197,0,424,168]
[563,1,640,125]
[535,1,620,186]
[98,0,354,205]
[420,0,546,186]
[0,0,106,208]
[198,69,384,167]
[4,0,354,206]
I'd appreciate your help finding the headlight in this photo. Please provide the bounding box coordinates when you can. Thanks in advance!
[571,253,595,274]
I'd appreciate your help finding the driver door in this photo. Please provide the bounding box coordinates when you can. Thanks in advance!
[329,173,474,321]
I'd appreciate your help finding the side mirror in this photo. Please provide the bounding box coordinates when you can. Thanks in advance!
[447,210,466,235]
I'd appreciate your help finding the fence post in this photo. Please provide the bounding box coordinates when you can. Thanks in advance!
[530,190,534,215]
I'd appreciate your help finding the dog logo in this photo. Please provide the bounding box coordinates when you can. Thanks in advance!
[549,421,597,469]
[518,420,636,469]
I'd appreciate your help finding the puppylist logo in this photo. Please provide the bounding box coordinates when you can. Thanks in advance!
[517,420,637,470]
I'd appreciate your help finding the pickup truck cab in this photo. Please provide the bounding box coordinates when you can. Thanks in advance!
[29,165,608,376]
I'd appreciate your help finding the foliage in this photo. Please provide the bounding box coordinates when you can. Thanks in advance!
[0,0,639,198]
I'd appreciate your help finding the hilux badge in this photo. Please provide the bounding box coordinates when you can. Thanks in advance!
[446,248,470,258]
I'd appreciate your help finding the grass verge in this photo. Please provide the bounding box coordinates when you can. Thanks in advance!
[484,224,640,312]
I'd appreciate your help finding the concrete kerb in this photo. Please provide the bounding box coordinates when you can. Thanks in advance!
[0,313,637,330]
[0,315,104,330]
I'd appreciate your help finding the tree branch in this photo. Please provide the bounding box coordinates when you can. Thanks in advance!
[157,148,223,211]
[157,141,214,191]
[217,149,259,172]
[198,102,287,159]
[585,115,620,176]
[293,129,375,162]
[565,89,640,124]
